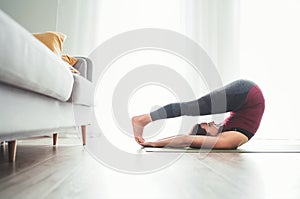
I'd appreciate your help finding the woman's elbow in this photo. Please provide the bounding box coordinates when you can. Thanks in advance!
[216,139,239,149]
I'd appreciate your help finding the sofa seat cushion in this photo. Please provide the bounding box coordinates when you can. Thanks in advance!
[0,83,76,138]
[0,10,74,102]
[69,74,94,106]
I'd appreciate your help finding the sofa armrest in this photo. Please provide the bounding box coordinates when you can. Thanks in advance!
[73,57,93,82]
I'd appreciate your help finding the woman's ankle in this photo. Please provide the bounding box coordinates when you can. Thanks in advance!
[132,114,152,127]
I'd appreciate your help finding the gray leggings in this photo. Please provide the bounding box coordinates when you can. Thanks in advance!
[150,79,256,121]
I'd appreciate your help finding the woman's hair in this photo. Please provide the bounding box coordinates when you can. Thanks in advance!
[191,124,208,136]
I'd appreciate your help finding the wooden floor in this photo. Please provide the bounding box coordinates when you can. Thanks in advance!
[1,135,300,199]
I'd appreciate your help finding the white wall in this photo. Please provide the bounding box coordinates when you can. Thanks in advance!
[188,0,240,84]
[55,0,101,55]
[0,0,98,56]
[0,0,58,32]
[240,0,300,139]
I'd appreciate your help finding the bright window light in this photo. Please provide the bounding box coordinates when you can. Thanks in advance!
[240,0,300,139]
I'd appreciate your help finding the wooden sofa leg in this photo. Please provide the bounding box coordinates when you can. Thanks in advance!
[53,133,58,146]
[8,140,17,162]
[81,125,86,146]
[1,141,5,146]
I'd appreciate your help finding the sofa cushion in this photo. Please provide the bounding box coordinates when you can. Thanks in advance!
[33,31,80,74]
[62,54,78,66]
[0,83,76,138]
[33,31,66,56]
[0,10,74,102]
[69,74,94,106]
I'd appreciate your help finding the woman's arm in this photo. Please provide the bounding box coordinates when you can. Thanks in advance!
[141,131,249,149]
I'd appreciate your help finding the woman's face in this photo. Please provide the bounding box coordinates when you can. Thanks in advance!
[200,122,219,136]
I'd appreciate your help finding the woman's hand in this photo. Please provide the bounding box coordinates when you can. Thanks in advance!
[140,141,157,147]
[140,135,190,148]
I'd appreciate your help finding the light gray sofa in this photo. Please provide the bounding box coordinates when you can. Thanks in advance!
[0,10,94,162]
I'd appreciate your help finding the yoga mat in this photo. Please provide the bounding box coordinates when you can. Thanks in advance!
[143,143,300,153]
[143,147,300,153]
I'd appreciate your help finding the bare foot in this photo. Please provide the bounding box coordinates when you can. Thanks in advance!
[131,114,152,144]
